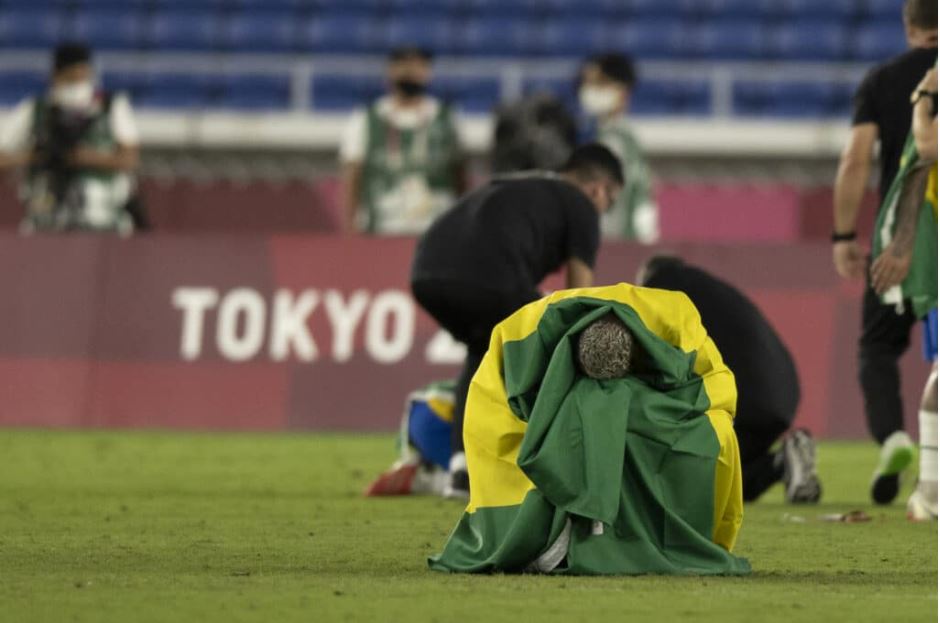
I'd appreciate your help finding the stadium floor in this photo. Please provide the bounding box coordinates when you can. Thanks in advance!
[1,430,936,623]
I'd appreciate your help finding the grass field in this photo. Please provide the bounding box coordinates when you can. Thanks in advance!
[1,430,936,623]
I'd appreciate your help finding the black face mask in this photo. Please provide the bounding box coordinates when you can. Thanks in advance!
[394,79,427,97]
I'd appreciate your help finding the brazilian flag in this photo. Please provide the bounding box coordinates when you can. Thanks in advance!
[429,284,750,575]
[873,133,938,319]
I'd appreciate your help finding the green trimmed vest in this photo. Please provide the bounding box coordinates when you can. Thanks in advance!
[24,93,133,233]
[360,99,460,234]
[597,117,657,241]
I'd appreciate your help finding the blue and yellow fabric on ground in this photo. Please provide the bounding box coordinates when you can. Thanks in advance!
[429,283,750,575]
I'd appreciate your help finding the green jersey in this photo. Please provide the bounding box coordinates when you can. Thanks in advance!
[358,97,461,234]
[597,117,658,242]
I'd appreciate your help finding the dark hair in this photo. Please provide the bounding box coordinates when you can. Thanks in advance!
[559,143,625,186]
[584,53,637,88]
[388,46,433,63]
[904,0,937,29]
[53,43,92,73]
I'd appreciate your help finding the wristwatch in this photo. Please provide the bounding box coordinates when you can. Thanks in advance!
[831,231,856,243]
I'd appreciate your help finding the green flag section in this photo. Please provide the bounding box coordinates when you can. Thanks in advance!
[429,285,750,576]
[872,134,938,319]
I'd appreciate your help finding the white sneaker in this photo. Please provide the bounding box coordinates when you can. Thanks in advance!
[443,451,470,500]
[906,486,938,521]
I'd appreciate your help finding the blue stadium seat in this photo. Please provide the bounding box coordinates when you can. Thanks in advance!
[628,0,692,18]
[379,14,456,55]
[859,0,905,20]
[850,21,906,62]
[695,0,766,18]
[632,80,710,116]
[607,18,687,60]
[134,74,215,109]
[770,21,848,61]
[66,9,145,51]
[458,17,539,57]
[221,12,298,53]
[101,72,151,102]
[0,71,46,105]
[734,81,833,118]
[771,0,858,19]
[431,76,501,113]
[218,74,292,110]
[828,82,854,118]
[461,0,544,17]
[554,0,629,18]
[147,10,221,51]
[692,19,766,60]
[311,74,383,111]
[0,9,64,49]
[299,13,382,54]
[540,18,609,57]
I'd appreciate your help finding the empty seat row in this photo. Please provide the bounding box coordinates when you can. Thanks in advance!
[0,10,907,62]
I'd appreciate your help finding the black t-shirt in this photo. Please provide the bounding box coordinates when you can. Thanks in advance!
[411,176,600,293]
[852,46,937,200]
[641,258,799,427]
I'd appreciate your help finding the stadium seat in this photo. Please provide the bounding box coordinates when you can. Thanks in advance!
[299,13,382,54]
[632,79,711,116]
[65,9,146,51]
[461,0,545,17]
[859,0,905,20]
[540,18,609,57]
[147,10,222,52]
[220,12,299,53]
[310,74,383,111]
[771,0,858,19]
[101,72,151,102]
[0,8,64,49]
[850,21,907,62]
[607,18,688,60]
[458,17,539,57]
[694,0,766,18]
[134,74,215,109]
[378,14,456,56]
[0,71,46,105]
[769,20,848,61]
[733,81,833,118]
[218,74,292,110]
[627,0,692,18]
[692,19,767,60]
[431,76,501,113]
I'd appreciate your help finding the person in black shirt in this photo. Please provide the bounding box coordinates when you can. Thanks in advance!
[638,256,822,503]
[832,0,937,505]
[411,143,623,497]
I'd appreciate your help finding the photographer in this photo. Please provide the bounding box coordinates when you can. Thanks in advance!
[0,43,141,234]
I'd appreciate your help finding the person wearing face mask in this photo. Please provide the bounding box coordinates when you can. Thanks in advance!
[339,46,467,235]
[578,53,658,243]
[0,43,141,234]
[410,143,623,498]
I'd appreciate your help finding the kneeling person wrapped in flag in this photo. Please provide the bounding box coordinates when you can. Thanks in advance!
[429,283,750,575]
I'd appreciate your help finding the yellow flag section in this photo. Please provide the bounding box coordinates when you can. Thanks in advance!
[462,282,743,552]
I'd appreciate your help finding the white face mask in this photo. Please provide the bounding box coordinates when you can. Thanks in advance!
[579,85,621,117]
[51,81,95,110]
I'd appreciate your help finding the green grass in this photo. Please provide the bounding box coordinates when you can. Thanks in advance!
[0,430,936,623]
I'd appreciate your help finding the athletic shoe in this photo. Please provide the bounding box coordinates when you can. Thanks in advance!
[782,429,822,504]
[906,486,939,521]
[870,430,916,505]
[443,451,470,500]
[364,461,418,496]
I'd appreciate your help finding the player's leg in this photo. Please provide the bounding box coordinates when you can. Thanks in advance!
[859,286,917,504]
[908,309,938,521]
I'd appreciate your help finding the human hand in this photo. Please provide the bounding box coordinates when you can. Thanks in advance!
[870,244,912,295]
[833,240,866,279]
[912,67,938,102]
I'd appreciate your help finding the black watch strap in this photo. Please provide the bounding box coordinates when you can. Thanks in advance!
[831,231,857,243]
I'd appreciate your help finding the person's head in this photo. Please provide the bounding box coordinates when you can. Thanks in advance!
[387,46,433,102]
[578,53,636,119]
[635,254,683,286]
[903,0,938,48]
[50,43,95,109]
[577,313,634,379]
[558,143,624,214]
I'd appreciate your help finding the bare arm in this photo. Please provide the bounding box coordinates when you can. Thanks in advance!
[341,162,363,234]
[832,123,877,279]
[0,150,31,170]
[870,161,932,294]
[565,257,593,289]
[70,144,139,172]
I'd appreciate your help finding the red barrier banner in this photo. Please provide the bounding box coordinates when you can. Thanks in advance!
[0,233,926,438]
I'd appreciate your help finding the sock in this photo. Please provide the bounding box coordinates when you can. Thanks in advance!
[918,409,938,502]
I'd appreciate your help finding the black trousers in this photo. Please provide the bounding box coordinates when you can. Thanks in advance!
[412,279,539,453]
[736,407,790,502]
[859,284,917,444]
